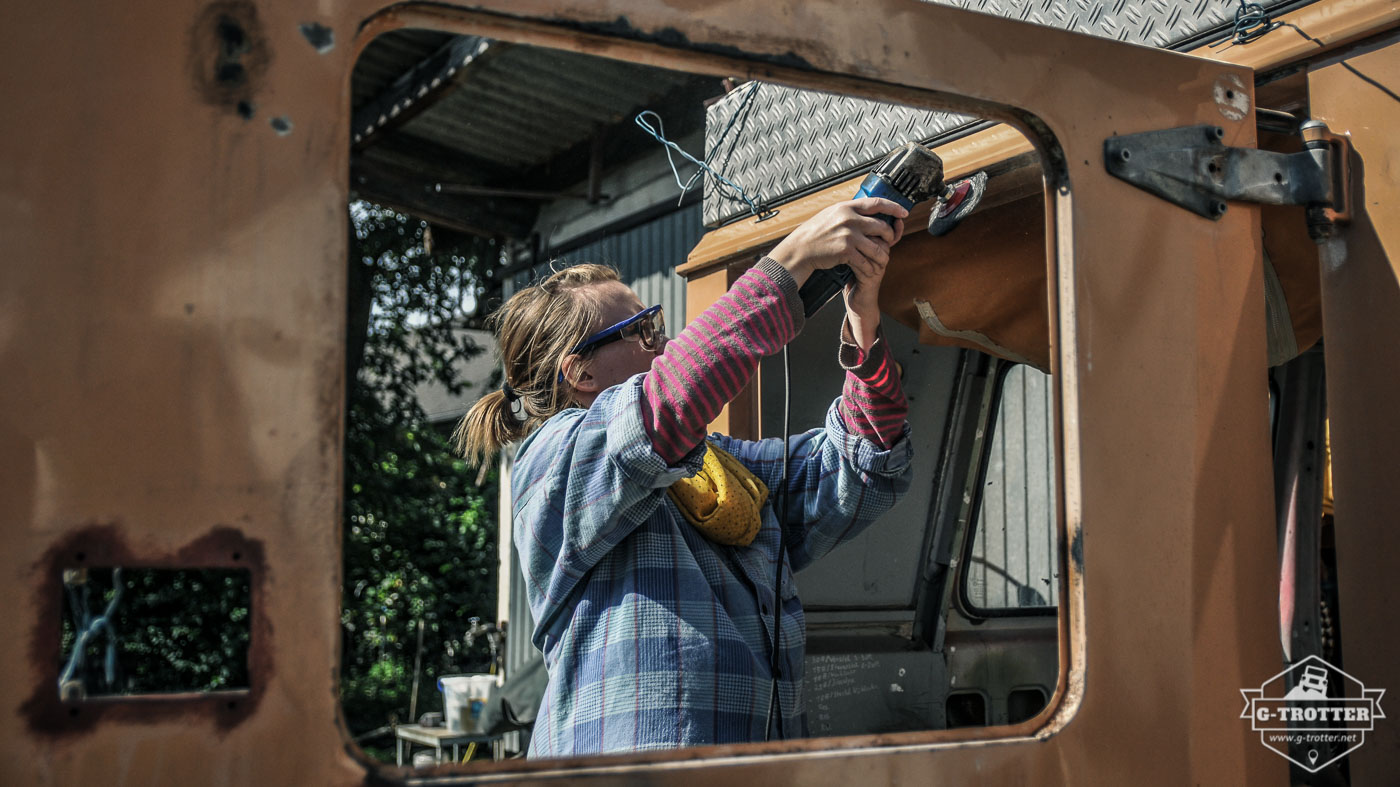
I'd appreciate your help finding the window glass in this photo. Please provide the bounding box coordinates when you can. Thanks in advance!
[964,364,1058,611]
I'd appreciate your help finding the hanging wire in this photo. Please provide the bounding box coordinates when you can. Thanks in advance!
[634,81,771,219]
[59,568,125,698]
[1227,0,1278,45]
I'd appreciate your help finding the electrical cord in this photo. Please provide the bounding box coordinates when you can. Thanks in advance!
[764,345,792,741]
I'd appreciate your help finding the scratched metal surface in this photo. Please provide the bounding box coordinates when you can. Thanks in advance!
[702,0,1306,226]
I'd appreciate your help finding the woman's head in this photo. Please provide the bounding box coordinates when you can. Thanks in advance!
[455,263,660,466]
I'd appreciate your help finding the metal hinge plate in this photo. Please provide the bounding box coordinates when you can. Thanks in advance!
[1105,123,1350,238]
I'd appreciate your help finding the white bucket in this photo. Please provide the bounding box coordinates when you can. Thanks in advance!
[438,673,498,734]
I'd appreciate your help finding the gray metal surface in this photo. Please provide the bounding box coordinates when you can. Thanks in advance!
[511,203,704,329]
[703,0,1305,226]
[968,364,1058,609]
[396,45,695,171]
[760,308,961,611]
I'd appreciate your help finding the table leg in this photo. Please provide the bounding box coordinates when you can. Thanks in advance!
[396,737,403,767]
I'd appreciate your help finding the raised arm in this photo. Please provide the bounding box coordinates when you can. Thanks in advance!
[642,197,907,463]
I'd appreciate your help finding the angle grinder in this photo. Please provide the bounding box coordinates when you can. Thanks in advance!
[796,142,988,317]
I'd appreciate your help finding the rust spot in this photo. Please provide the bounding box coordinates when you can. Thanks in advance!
[189,1,271,115]
[21,523,272,738]
[298,21,334,54]
[546,15,817,71]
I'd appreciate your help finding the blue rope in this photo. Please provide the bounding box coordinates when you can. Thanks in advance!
[59,568,124,695]
[635,81,767,218]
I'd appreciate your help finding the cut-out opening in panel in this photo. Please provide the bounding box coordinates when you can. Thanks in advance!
[946,691,989,728]
[58,567,251,699]
[1007,686,1049,725]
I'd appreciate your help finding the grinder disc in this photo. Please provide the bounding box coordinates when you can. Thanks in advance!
[927,170,988,237]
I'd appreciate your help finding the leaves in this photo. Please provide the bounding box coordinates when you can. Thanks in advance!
[340,203,501,740]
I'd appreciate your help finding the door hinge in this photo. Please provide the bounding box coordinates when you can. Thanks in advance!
[1104,122,1351,240]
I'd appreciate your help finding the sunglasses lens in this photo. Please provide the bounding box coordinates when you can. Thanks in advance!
[641,310,665,351]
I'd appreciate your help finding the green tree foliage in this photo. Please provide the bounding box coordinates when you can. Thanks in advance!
[60,568,250,696]
[341,202,502,743]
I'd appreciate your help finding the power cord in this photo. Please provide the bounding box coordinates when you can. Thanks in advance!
[764,345,792,741]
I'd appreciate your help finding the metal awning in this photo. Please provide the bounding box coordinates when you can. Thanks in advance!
[349,29,723,240]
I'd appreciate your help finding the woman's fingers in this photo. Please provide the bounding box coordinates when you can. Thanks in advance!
[851,214,897,245]
[768,198,908,278]
[850,197,910,221]
[850,235,890,270]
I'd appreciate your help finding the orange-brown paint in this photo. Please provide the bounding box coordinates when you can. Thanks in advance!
[1,0,1396,784]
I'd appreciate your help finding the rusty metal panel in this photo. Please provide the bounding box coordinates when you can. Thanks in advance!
[1307,35,1400,785]
[0,0,1319,784]
[702,0,1312,226]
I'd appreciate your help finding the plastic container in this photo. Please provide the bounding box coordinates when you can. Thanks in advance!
[438,673,498,734]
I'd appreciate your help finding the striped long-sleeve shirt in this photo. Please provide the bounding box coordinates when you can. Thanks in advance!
[513,259,912,757]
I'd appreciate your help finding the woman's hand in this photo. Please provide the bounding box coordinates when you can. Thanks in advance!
[767,198,907,288]
[841,209,903,349]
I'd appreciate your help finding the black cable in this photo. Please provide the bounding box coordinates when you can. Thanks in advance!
[1281,22,1400,106]
[764,345,792,741]
[1230,1,1278,45]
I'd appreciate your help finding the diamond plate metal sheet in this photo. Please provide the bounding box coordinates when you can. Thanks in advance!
[703,0,1305,226]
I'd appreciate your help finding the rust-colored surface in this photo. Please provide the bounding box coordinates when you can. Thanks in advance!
[684,260,760,439]
[879,195,1051,370]
[1309,38,1400,785]
[0,0,1345,783]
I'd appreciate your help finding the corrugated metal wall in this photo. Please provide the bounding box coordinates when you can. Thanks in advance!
[510,203,703,329]
[968,364,1058,609]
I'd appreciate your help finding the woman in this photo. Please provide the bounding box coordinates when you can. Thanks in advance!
[456,197,914,757]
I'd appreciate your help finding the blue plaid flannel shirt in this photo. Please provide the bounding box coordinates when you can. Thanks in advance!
[513,374,912,757]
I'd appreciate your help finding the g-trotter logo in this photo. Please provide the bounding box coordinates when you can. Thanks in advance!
[1240,654,1385,772]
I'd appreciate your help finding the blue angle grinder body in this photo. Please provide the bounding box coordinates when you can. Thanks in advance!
[796,142,987,317]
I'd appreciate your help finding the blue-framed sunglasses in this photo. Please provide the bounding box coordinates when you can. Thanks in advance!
[558,305,666,383]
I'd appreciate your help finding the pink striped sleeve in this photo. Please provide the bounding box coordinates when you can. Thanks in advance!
[641,257,802,463]
[837,320,908,449]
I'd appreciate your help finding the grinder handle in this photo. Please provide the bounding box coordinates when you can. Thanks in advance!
[796,173,909,318]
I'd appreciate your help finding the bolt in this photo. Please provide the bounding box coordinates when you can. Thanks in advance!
[1211,126,1225,141]
[1211,201,1228,217]
[1120,148,1132,162]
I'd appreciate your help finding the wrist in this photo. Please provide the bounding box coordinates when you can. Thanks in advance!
[844,308,879,350]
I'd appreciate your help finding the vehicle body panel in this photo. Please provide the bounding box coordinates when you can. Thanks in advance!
[6,0,1396,783]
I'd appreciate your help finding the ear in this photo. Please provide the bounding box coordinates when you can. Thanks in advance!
[560,354,599,395]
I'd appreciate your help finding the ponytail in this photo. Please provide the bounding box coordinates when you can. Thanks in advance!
[454,263,621,466]
[453,389,530,468]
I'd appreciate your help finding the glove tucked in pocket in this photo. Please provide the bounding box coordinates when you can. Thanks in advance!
[667,442,768,547]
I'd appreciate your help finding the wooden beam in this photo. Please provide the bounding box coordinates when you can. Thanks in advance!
[679,126,1042,278]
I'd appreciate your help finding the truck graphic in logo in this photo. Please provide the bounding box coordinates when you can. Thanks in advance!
[1240,654,1386,772]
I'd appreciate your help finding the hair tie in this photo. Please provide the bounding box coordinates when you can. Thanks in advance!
[501,381,526,422]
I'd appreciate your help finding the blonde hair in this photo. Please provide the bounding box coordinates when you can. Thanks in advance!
[454,263,621,466]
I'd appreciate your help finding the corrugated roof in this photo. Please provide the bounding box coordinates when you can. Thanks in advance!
[351,30,716,208]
